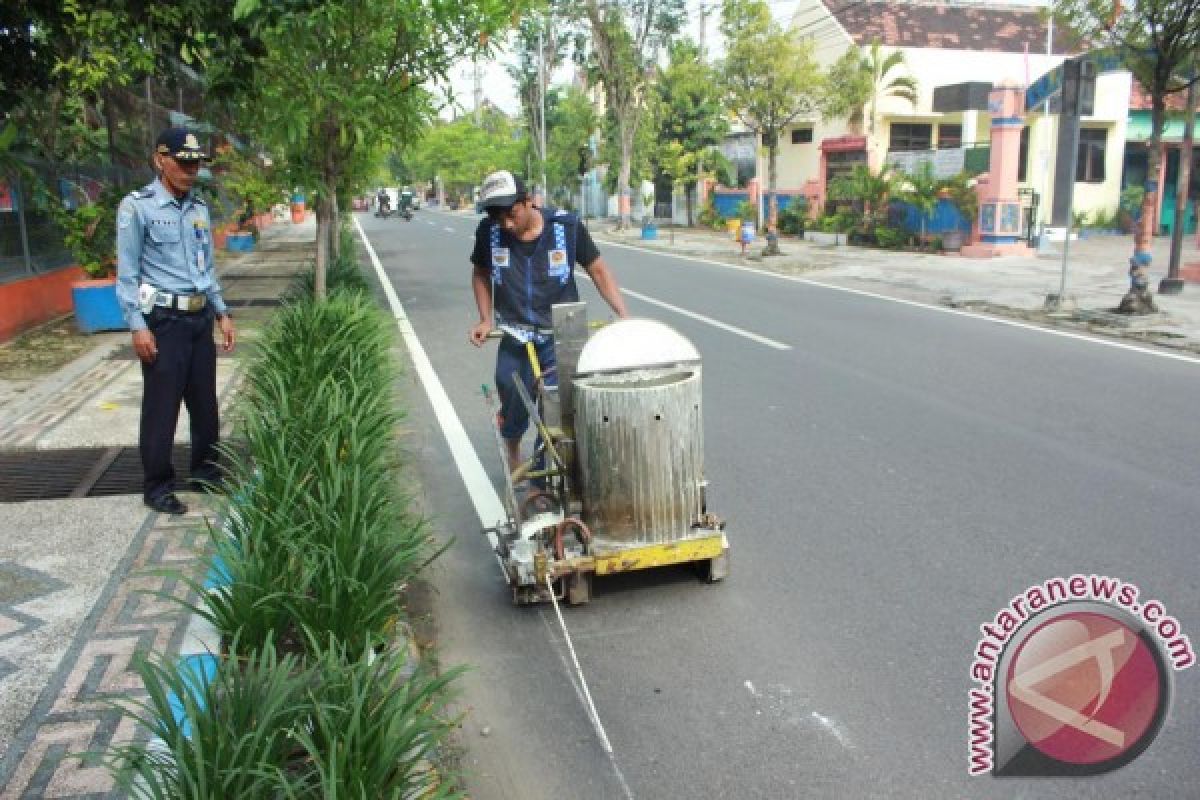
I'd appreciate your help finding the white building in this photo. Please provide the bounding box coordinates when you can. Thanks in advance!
[765,0,1130,226]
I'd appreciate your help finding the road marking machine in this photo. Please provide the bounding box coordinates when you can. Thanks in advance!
[483,302,728,605]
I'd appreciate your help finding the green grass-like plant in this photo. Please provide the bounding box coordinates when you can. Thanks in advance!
[107,641,309,799]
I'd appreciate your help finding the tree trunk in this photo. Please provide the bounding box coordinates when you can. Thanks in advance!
[685,186,694,227]
[1130,95,1164,302]
[765,139,780,255]
[314,193,330,300]
[617,115,635,230]
[1164,80,1195,290]
[329,191,340,262]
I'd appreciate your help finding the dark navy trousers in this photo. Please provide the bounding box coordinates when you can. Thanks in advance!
[139,307,220,501]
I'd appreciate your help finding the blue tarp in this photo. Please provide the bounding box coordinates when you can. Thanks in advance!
[712,192,804,219]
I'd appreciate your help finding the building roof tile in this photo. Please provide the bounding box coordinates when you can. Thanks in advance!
[822,1,1073,55]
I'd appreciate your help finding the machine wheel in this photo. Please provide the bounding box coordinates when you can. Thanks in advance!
[566,571,592,605]
[698,553,729,583]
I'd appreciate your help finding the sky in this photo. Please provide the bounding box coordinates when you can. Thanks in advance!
[439,0,1050,119]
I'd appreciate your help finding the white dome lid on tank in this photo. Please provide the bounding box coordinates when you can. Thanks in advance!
[575,318,701,375]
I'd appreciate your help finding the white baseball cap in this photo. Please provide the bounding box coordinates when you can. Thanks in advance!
[479,170,527,210]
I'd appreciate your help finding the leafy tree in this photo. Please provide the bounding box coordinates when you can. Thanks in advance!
[897,161,940,243]
[545,86,599,208]
[822,39,917,139]
[506,7,571,196]
[655,39,729,225]
[827,164,896,233]
[1051,0,1200,291]
[404,110,524,200]
[583,0,685,228]
[719,0,823,252]
[232,0,517,297]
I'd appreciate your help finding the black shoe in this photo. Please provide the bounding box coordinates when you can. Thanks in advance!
[145,493,188,516]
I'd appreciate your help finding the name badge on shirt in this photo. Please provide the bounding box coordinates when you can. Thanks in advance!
[194,221,208,273]
[548,248,569,278]
[492,247,510,268]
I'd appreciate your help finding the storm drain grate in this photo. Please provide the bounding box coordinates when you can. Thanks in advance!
[0,445,192,502]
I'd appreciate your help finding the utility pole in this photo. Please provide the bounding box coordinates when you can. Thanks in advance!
[473,60,483,125]
[538,18,549,205]
[698,3,708,61]
[1161,78,1195,295]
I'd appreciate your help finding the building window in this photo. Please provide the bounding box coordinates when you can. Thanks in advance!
[1018,126,1029,183]
[937,124,962,149]
[791,128,813,144]
[1076,128,1106,183]
[889,123,932,152]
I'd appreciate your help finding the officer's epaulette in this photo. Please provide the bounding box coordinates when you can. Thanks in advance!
[554,209,571,218]
[131,186,155,199]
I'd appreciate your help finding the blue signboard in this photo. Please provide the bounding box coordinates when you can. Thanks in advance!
[1024,50,1126,112]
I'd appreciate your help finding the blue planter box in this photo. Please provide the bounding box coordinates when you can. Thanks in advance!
[226,233,255,252]
[72,280,129,334]
[641,223,658,240]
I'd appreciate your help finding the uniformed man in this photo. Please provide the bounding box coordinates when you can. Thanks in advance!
[116,127,236,515]
[468,170,628,473]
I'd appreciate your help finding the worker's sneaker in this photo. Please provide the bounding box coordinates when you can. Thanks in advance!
[145,493,188,516]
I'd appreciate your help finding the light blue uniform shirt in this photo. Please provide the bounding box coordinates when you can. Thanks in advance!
[115,178,227,331]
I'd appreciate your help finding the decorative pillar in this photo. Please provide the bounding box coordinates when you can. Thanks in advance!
[962,81,1034,258]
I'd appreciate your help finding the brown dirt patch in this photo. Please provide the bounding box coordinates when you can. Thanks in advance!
[0,316,98,379]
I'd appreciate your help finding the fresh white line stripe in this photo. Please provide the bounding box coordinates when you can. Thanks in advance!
[599,238,1200,365]
[352,216,508,547]
[443,226,455,232]
[577,272,790,350]
[354,217,627,777]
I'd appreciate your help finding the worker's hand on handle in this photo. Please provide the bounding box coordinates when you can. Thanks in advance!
[469,319,493,347]
[132,329,157,364]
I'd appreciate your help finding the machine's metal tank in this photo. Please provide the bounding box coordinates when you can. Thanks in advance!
[572,319,704,545]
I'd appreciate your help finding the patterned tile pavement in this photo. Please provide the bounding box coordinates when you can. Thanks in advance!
[0,222,313,798]
[0,509,210,799]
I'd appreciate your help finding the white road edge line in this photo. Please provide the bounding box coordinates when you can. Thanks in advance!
[354,217,628,778]
[443,226,455,232]
[352,216,507,556]
[598,238,1200,365]
[577,273,791,351]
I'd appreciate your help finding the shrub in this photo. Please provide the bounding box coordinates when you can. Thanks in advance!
[776,201,807,235]
[874,226,906,249]
[819,214,839,233]
[734,200,757,222]
[697,198,726,230]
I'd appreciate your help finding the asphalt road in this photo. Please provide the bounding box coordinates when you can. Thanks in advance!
[356,208,1200,800]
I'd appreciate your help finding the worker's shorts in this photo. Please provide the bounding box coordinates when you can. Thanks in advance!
[495,334,556,440]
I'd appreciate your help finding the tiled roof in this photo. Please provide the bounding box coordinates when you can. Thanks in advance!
[823,1,1074,54]
[1128,79,1188,112]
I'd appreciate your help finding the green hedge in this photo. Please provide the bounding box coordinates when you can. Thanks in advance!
[107,225,460,798]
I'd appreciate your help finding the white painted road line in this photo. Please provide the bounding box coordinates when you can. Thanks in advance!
[444,226,455,233]
[354,216,629,782]
[577,273,791,351]
[599,238,1200,365]
[352,216,508,547]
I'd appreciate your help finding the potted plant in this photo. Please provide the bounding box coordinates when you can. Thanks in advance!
[52,185,129,333]
[641,190,658,239]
